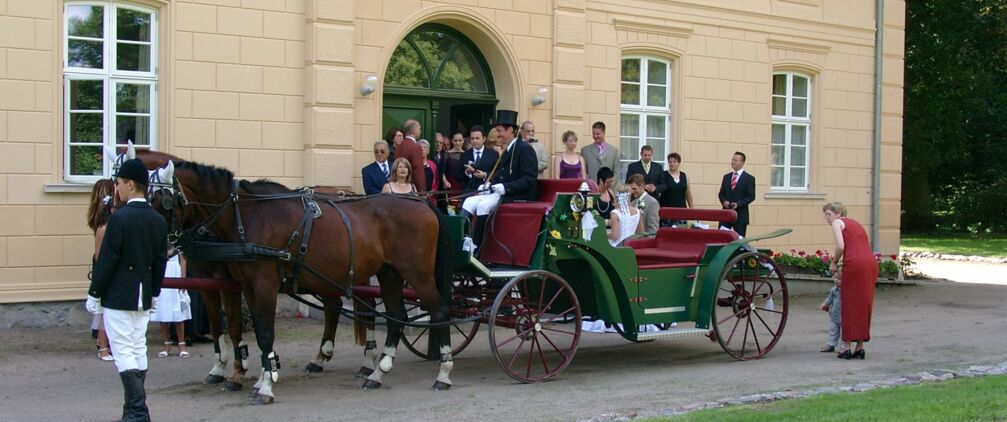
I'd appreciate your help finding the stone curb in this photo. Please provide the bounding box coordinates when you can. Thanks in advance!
[579,361,1007,421]
[905,251,1007,264]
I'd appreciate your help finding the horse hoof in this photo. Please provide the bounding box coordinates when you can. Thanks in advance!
[304,362,324,373]
[222,381,243,392]
[205,374,225,385]
[251,394,274,405]
[355,367,374,378]
[432,381,452,391]
[361,379,382,390]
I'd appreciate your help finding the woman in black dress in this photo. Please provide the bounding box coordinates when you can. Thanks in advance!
[654,152,693,227]
[594,167,616,222]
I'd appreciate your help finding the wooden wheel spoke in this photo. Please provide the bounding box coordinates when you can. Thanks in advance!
[525,335,537,378]
[407,328,428,348]
[496,326,534,348]
[505,336,527,369]
[748,314,762,354]
[725,310,743,344]
[540,326,577,336]
[717,306,748,325]
[539,288,566,317]
[754,307,784,315]
[540,306,578,325]
[536,277,547,315]
[538,330,569,361]
[753,309,777,336]
[535,334,550,374]
[452,324,472,338]
[740,311,750,356]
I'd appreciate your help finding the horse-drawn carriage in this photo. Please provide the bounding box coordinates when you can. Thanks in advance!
[146,153,790,403]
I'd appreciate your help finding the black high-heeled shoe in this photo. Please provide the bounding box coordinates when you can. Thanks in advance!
[853,349,865,360]
[837,349,852,359]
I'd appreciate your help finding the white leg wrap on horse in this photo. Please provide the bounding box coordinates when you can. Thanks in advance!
[209,337,228,376]
[253,368,265,390]
[436,346,454,385]
[258,375,275,398]
[365,365,384,383]
[267,352,280,382]
[321,340,334,359]
[239,340,249,370]
[378,346,396,373]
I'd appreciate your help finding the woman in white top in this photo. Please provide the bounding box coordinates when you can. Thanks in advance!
[151,248,191,358]
[382,157,417,194]
[608,186,643,247]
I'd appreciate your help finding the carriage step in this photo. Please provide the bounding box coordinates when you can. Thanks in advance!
[635,327,711,341]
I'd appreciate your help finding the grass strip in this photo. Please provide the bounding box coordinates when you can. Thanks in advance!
[901,235,1007,258]
[656,375,1007,421]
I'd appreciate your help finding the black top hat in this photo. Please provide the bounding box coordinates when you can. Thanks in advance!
[114,158,149,188]
[491,109,519,130]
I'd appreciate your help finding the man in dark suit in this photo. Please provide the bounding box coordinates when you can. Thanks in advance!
[399,119,427,192]
[717,151,756,236]
[456,125,498,192]
[86,158,168,422]
[625,145,663,194]
[361,140,391,195]
[460,110,537,250]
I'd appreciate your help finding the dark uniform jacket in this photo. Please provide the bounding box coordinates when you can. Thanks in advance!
[717,171,756,225]
[88,200,169,311]
[491,138,538,202]
[626,160,664,185]
[457,146,499,192]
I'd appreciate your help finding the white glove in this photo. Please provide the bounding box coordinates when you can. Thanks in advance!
[85,295,101,314]
[150,296,159,313]
[491,183,505,195]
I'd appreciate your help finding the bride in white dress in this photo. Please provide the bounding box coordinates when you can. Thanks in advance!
[608,187,643,247]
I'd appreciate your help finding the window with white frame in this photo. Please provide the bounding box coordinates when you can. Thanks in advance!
[771,72,811,191]
[620,57,670,180]
[64,1,156,182]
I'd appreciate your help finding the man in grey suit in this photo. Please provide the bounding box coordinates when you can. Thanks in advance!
[628,174,660,234]
[580,121,620,181]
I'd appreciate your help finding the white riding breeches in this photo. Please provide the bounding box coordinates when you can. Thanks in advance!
[104,308,150,372]
[461,192,501,216]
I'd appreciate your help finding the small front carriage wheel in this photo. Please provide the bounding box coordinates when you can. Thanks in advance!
[488,271,581,383]
[712,252,789,360]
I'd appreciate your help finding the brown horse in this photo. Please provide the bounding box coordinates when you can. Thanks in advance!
[167,159,454,404]
[138,150,378,391]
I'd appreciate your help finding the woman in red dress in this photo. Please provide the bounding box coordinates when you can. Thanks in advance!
[824,202,877,359]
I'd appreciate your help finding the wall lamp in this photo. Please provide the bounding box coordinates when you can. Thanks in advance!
[531,86,549,106]
[361,74,378,96]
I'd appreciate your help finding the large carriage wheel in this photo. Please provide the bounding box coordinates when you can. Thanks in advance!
[488,271,581,383]
[400,276,484,360]
[400,299,481,360]
[712,251,788,360]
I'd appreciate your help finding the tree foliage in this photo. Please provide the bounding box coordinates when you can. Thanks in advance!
[904,0,1007,234]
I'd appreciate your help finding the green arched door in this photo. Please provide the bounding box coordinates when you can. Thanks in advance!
[383,24,496,143]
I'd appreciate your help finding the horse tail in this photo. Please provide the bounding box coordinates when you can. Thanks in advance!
[352,297,376,347]
[426,200,454,357]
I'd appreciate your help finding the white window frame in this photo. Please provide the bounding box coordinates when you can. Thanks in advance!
[620,56,671,180]
[770,72,811,191]
[63,1,157,183]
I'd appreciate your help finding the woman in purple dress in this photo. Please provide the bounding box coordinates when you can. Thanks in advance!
[553,130,587,179]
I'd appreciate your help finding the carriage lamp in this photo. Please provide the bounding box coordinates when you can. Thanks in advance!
[360,74,378,96]
[531,86,549,106]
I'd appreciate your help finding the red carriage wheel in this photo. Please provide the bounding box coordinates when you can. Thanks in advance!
[712,252,789,360]
[401,276,484,360]
[488,271,581,383]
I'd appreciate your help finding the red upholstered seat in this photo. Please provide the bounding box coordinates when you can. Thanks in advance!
[480,179,598,267]
[659,207,737,223]
[625,226,740,268]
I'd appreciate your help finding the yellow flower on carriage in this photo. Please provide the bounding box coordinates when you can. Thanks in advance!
[550,230,562,239]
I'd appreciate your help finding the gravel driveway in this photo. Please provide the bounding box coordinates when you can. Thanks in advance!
[2,277,1005,422]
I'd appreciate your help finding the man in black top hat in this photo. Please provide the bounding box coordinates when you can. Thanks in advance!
[86,158,168,422]
[459,110,538,251]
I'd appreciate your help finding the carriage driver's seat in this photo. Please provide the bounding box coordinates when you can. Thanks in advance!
[480,179,599,267]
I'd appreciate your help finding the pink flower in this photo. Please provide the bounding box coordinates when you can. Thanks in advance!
[891,254,898,260]
[815,250,823,256]
[798,251,806,257]
[790,249,797,254]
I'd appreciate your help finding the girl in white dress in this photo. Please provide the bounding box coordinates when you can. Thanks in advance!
[150,249,191,358]
[608,187,643,247]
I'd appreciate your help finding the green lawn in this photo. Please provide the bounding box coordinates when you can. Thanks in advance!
[655,375,1007,421]
[901,234,1007,258]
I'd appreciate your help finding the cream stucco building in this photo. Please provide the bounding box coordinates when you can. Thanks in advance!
[0,0,904,303]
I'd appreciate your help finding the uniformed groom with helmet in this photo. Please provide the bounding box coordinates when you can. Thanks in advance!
[459,109,538,252]
[86,158,169,422]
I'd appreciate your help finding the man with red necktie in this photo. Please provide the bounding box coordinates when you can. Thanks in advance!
[717,151,756,236]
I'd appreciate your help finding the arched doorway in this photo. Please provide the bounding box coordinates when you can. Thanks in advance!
[382,24,496,143]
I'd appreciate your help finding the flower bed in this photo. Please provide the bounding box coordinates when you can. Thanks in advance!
[770,249,911,280]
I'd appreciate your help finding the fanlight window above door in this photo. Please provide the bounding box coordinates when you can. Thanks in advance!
[385,25,493,95]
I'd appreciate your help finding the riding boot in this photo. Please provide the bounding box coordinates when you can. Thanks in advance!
[472,215,488,257]
[118,369,150,422]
